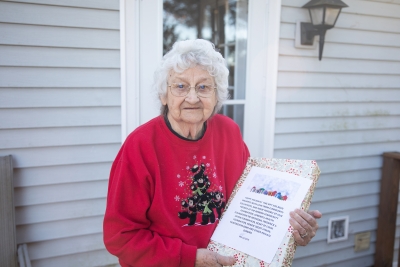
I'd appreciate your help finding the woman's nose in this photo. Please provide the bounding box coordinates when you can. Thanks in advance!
[185,87,200,103]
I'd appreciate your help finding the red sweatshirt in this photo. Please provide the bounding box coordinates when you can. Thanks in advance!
[103,114,250,267]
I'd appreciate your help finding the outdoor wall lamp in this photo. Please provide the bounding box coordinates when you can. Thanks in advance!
[300,0,348,60]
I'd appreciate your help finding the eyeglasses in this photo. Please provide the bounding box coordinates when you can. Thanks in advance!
[168,83,216,98]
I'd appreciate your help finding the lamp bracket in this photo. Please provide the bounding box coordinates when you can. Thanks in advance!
[295,21,317,49]
[301,22,318,45]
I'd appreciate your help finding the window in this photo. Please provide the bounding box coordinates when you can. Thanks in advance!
[163,0,248,132]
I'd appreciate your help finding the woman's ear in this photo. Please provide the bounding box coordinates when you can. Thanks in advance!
[160,94,167,106]
[211,102,218,116]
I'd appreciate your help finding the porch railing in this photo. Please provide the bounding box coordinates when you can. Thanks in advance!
[375,152,400,267]
[0,155,18,267]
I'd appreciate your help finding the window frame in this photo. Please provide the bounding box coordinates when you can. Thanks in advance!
[119,0,281,157]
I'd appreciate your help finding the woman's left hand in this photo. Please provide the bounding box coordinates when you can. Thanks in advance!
[289,209,322,246]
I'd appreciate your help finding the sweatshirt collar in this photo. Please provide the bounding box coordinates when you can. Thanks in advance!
[163,115,207,142]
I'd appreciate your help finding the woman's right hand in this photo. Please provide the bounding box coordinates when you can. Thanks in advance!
[195,249,236,267]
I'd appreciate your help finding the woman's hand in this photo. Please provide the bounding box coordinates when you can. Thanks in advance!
[195,248,236,267]
[289,209,322,246]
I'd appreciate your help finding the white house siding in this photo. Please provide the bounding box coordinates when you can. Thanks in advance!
[276,0,400,266]
[0,1,120,266]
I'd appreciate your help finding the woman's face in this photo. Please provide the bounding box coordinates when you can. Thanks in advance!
[162,67,217,127]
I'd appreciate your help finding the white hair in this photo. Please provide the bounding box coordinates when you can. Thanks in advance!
[153,39,229,115]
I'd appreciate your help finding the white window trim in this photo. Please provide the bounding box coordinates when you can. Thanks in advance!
[120,0,282,157]
[120,0,140,141]
[244,0,281,157]
[120,0,163,141]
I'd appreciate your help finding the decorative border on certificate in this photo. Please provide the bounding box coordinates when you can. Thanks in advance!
[207,157,320,267]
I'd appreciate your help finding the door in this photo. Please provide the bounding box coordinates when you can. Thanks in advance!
[120,0,282,157]
[163,0,247,133]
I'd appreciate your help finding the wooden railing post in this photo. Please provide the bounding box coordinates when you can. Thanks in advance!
[0,155,17,267]
[374,152,400,267]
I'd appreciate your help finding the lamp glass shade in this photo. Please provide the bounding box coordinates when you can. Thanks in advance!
[324,7,341,25]
[309,7,323,25]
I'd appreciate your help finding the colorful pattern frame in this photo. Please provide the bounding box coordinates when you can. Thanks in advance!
[207,157,321,267]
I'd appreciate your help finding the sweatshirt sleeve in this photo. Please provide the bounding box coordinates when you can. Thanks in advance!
[103,142,197,267]
[243,141,250,164]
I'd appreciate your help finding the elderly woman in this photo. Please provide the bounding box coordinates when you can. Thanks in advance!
[103,39,321,267]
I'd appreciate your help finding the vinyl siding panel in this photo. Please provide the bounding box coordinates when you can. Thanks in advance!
[13,162,112,187]
[277,72,399,88]
[275,142,400,160]
[275,116,400,133]
[17,216,104,244]
[0,88,120,108]
[15,198,107,225]
[275,129,400,148]
[276,88,400,102]
[280,39,400,61]
[0,107,120,129]
[278,1,400,266]
[282,0,400,19]
[31,249,118,267]
[0,1,119,29]
[3,0,119,10]
[14,180,109,207]
[0,1,120,266]
[0,126,120,149]
[275,102,400,118]
[281,25,400,48]
[278,57,400,74]
[282,5,400,33]
[0,46,120,68]
[28,233,106,260]
[0,23,119,49]
[0,67,120,87]
[316,156,383,174]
